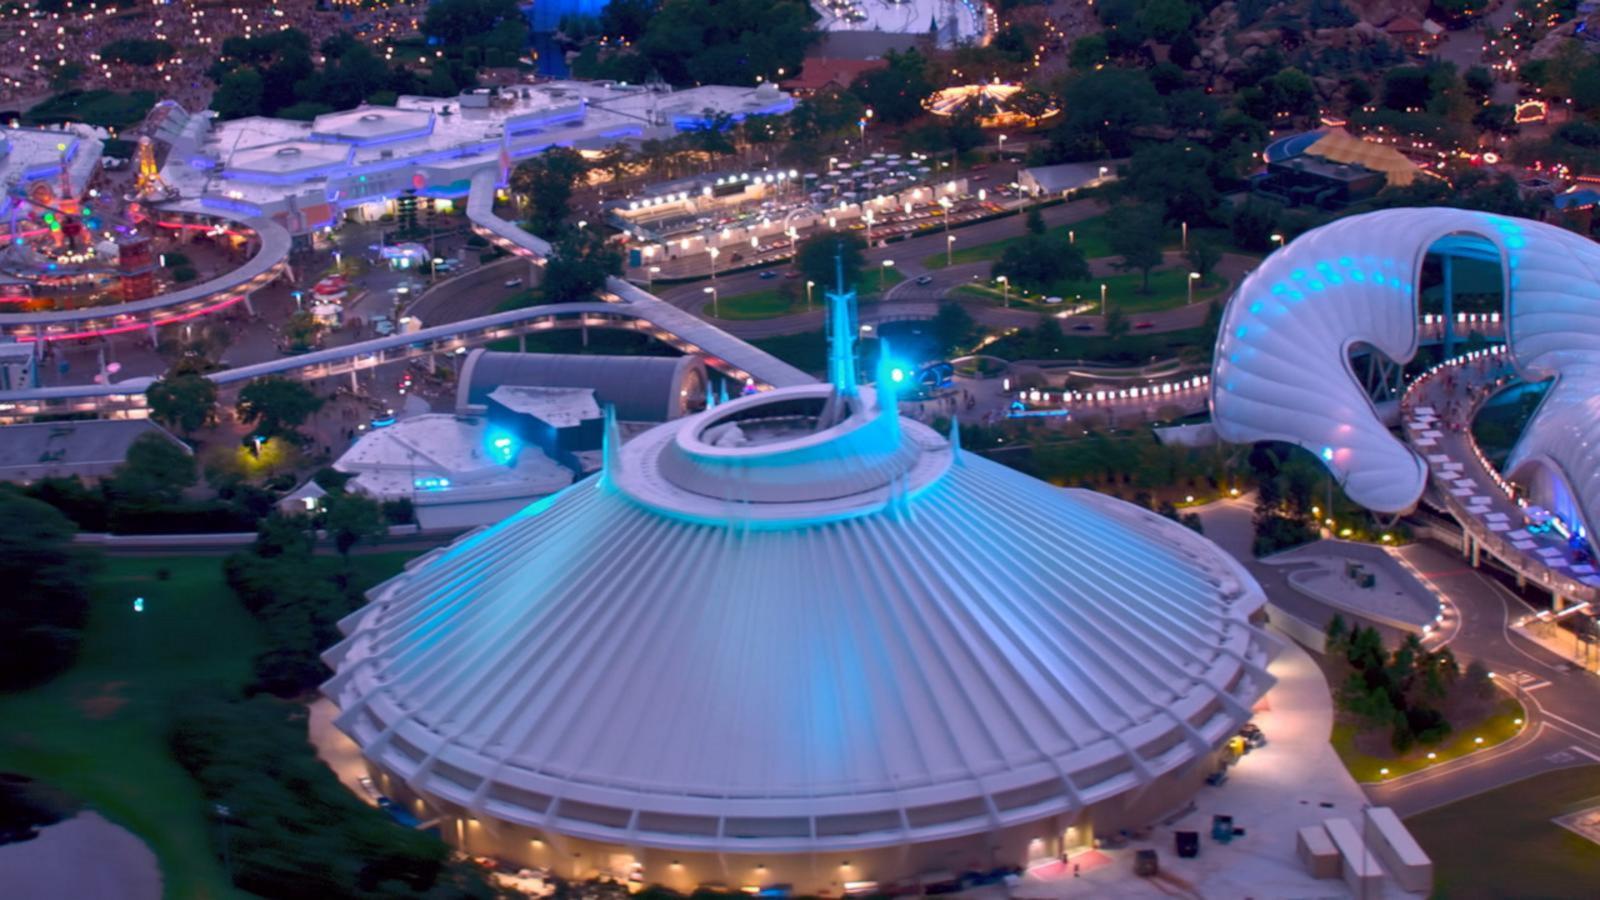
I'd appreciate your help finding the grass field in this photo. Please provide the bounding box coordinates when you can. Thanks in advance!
[0,553,414,899]
[1408,765,1600,898]
[1330,697,1525,783]
[958,268,1229,316]
[922,214,1122,270]
[712,269,901,321]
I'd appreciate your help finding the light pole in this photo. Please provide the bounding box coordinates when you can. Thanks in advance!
[859,108,873,144]
[1188,271,1200,305]
[864,209,874,246]
[998,275,1009,307]
[806,279,815,310]
[946,233,956,266]
[647,265,660,290]
[997,133,1008,157]
[704,285,718,317]
[1100,282,1107,316]
[880,259,894,292]
[1270,232,1285,249]
[828,156,838,172]
[708,246,719,281]
[788,226,799,260]
[1181,220,1188,251]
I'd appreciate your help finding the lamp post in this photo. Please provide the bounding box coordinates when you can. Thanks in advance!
[708,246,719,281]
[864,209,874,246]
[880,259,894,292]
[1181,220,1188,251]
[647,265,660,290]
[1270,232,1285,249]
[806,280,815,310]
[1100,282,1107,316]
[998,275,1009,307]
[997,133,1008,157]
[704,285,718,318]
[946,233,956,266]
[1188,271,1200,305]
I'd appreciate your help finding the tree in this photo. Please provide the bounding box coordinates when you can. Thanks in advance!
[283,310,323,353]
[1134,0,1194,43]
[106,432,197,506]
[1264,68,1318,118]
[931,302,975,356]
[147,373,217,439]
[850,49,933,125]
[237,377,324,443]
[796,232,868,293]
[1048,69,1164,160]
[0,492,93,689]
[1230,198,1282,252]
[1105,306,1129,341]
[213,67,264,120]
[324,492,385,559]
[1069,34,1108,71]
[512,147,588,237]
[424,0,523,45]
[992,236,1089,292]
[543,227,623,301]
[1124,143,1219,226]
[1185,238,1222,282]
[1025,206,1046,236]
[1382,67,1433,111]
[1107,204,1165,292]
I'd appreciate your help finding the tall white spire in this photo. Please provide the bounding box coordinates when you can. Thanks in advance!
[825,245,859,396]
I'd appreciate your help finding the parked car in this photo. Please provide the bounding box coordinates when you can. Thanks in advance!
[504,278,523,288]
[1134,320,1155,329]
[915,275,933,286]
[758,270,778,280]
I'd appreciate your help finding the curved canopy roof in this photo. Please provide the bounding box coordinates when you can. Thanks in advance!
[1212,207,1600,535]
[324,383,1274,855]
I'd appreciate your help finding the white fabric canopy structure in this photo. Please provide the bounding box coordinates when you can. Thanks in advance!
[1211,208,1600,537]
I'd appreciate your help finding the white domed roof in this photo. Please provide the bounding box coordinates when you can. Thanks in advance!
[324,382,1275,855]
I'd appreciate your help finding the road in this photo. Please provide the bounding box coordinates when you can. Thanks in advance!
[1194,495,1600,816]
[654,199,1260,340]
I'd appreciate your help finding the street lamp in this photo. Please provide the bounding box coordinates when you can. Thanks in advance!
[864,209,874,246]
[829,156,838,172]
[1181,220,1188,251]
[1100,282,1107,315]
[998,275,1009,307]
[1188,271,1201,305]
[946,233,956,266]
[997,133,1008,157]
[708,246,720,281]
[704,285,718,317]
[647,265,660,290]
[880,259,894,292]
[1270,232,1285,248]
[806,279,815,310]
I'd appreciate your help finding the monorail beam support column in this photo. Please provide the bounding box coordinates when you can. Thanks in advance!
[1443,254,1456,361]
[581,321,589,348]
[1517,571,1527,591]
[350,369,359,392]
[242,292,255,316]
[1555,592,1569,613]
[518,333,526,353]
[147,317,159,348]
[427,352,437,375]
[1470,535,1480,568]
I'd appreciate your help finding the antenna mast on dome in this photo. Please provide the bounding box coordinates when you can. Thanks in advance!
[825,244,859,396]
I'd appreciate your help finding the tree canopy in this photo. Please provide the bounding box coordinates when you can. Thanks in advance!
[237,377,324,443]
[147,372,218,439]
[0,491,94,689]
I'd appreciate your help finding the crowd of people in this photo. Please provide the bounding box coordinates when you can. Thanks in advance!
[0,0,427,112]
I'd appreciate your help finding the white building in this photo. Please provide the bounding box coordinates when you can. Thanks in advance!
[0,123,105,220]
[323,277,1277,894]
[156,82,794,235]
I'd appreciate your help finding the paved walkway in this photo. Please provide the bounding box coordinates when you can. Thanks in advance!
[1015,633,1411,898]
[1401,348,1599,606]
[0,811,161,900]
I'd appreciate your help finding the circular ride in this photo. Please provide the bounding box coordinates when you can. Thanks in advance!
[922,82,1060,128]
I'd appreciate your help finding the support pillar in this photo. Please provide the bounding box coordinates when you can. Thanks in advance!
[242,292,255,316]
[147,319,159,347]
[427,353,437,375]
[1555,593,1569,613]
[1470,537,1480,568]
[581,321,589,348]
[518,333,526,353]
[1442,255,1455,360]
[350,369,358,392]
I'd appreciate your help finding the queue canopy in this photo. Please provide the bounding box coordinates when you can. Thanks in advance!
[1305,128,1419,187]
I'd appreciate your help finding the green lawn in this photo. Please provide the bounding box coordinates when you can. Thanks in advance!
[1330,697,1525,783]
[712,269,901,321]
[1408,765,1600,899]
[494,287,545,312]
[0,552,415,900]
[710,288,810,321]
[922,214,1126,270]
[958,268,1229,316]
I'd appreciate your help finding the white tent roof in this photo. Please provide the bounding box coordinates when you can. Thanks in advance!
[1211,208,1600,534]
[324,384,1275,855]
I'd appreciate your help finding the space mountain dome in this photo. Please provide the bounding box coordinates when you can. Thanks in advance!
[321,261,1279,892]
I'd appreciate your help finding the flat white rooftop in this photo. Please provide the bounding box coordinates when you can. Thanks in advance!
[487,385,600,428]
[335,413,573,498]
